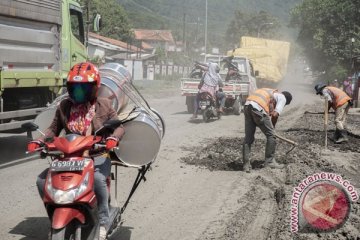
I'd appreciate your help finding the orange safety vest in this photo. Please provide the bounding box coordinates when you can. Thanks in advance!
[325,86,351,109]
[247,88,277,114]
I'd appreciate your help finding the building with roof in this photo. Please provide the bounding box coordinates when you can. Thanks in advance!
[133,29,175,52]
[88,32,143,60]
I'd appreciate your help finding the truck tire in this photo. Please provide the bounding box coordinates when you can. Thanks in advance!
[186,96,195,114]
[233,98,241,115]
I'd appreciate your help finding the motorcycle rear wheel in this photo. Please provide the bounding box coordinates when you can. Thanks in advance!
[51,221,81,240]
[202,110,210,123]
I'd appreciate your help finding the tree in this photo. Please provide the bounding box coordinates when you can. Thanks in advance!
[225,10,281,49]
[290,0,360,79]
[81,0,133,42]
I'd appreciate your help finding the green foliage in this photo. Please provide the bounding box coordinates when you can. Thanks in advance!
[117,0,301,52]
[81,0,133,42]
[154,47,167,64]
[225,10,281,48]
[290,0,360,79]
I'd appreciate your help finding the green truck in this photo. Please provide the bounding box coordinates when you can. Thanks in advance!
[0,0,89,131]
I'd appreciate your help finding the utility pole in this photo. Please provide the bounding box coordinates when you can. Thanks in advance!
[183,13,186,51]
[195,17,200,43]
[351,37,355,60]
[204,0,208,55]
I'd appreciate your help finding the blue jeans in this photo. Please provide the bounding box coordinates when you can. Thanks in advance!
[36,156,111,226]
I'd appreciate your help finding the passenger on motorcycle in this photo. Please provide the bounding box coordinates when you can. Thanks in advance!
[27,62,124,240]
[191,62,225,119]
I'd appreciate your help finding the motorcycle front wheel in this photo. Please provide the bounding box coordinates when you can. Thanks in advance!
[51,220,81,240]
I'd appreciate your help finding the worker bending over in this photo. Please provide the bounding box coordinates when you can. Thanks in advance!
[242,88,292,173]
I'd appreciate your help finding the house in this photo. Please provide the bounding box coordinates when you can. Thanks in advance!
[133,29,175,52]
[88,32,142,60]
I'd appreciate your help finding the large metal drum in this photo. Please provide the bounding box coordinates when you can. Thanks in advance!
[98,63,132,113]
[114,108,164,167]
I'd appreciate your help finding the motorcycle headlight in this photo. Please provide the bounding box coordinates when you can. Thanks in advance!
[46,172,90,204]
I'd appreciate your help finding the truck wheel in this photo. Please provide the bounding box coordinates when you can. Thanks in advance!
[186,96,195,114]
[233,98,241,115]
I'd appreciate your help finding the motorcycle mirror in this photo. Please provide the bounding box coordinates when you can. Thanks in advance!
[21,122,39,132]
[22,122,43,139]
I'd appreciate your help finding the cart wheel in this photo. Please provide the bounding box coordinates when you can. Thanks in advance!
[233,98,241,115]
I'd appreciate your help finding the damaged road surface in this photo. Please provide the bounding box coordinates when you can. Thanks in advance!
[0,77,359,240]
[182,107,360,240]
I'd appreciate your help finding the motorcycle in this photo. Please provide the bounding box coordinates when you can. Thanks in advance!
[198,91,221,122]
[22,120,125,240]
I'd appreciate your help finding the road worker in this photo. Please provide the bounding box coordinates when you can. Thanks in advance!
[315,84,352,143]
[242,88,292,173]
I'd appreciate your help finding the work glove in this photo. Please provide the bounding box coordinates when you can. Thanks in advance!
[105,137,118,150]
[27,140,44,153]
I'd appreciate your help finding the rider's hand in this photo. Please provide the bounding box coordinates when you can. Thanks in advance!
[105,137,118,150]
[27,140,44,152]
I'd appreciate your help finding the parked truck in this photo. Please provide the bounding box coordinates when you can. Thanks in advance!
[0,0,89,131]
[229,36,291,87]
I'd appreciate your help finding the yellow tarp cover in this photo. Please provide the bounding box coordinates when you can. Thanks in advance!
[227,36,290,83]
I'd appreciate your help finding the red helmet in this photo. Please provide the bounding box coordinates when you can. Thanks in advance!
[67,62,101,103]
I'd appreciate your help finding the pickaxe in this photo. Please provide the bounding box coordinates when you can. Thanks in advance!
[275,133,298,154]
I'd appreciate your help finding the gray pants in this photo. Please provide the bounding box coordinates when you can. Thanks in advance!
[243,105,276,163]
[36,156,111,226]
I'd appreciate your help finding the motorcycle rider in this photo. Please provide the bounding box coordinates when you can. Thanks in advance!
[191,62,225,119]
[27,62,124,240]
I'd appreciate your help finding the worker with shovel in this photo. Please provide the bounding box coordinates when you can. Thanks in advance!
[242,88,293,173]
[314,84,352,143]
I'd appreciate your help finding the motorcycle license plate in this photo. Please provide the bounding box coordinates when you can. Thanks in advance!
[200,101,210,106]
[50,160,85,172]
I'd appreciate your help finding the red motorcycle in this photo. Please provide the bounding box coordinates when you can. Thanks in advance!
[22,120,124,240]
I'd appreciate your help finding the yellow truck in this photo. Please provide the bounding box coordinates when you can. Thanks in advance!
[228,36,291,87]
